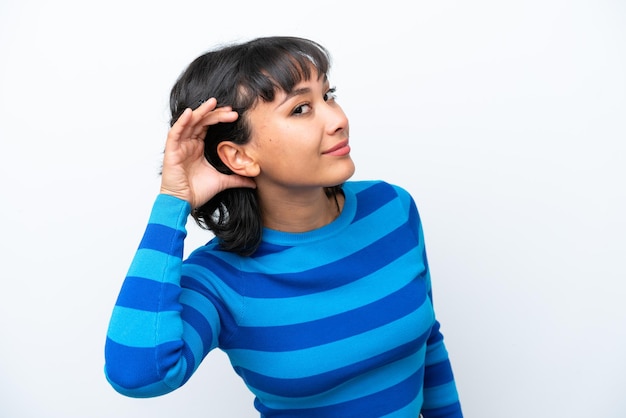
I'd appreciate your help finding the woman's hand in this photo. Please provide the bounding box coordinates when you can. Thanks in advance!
[159,98,256,209]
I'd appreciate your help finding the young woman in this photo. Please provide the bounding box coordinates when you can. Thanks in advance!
[104,36,463,417]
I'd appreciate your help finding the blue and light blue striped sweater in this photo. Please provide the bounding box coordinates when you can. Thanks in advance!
[105,180,462,417]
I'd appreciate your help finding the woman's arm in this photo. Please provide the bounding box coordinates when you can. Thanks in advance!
[104,194,193,397]
[421,320,463,417]
[398,184,463,417]
[104,99,255,397]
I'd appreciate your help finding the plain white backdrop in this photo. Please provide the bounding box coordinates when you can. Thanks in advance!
[1,0,625,417]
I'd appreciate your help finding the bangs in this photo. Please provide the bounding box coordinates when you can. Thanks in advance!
[234,37,331,108]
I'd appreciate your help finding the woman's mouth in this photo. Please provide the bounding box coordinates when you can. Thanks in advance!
[323,139,351,156]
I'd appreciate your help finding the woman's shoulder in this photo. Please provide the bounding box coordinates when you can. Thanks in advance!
[344,180,413,201]
[343,180,416,221]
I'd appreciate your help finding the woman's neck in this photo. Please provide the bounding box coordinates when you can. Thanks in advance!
[258,187,343,232]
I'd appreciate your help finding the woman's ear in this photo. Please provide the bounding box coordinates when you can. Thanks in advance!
[216,142,260,178]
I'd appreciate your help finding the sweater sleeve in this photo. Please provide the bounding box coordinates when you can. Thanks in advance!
[104,194,220,397]
[394,184,463,417]
[421,320,463,417]
[418,221,463,417]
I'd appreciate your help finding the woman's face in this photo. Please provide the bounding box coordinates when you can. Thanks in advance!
[244,71,355,195]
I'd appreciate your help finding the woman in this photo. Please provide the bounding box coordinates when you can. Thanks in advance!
[105,36,463,417]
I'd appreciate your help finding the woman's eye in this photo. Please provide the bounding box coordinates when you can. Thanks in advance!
[291,88,337,115]
[292,103,312,115]
[324,87,337,102]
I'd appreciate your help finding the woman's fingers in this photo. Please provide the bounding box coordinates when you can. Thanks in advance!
[192,99,239,125]
[159,98,247,207]
[169,99,239,146]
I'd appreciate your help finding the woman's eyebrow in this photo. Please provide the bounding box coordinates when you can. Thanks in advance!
[275,75,330,108]
[275,87,311,108]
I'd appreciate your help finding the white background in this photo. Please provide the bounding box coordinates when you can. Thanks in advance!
[1,0,625,417]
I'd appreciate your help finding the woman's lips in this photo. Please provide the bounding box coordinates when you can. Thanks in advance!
[323,140,351,156]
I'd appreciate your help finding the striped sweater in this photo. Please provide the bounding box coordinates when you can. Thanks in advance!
[105,180,462,417]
